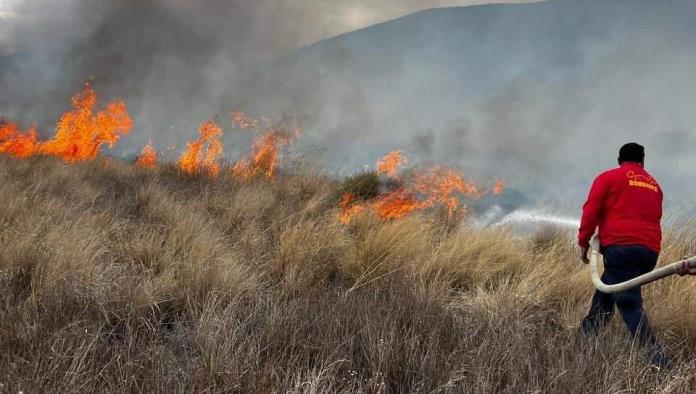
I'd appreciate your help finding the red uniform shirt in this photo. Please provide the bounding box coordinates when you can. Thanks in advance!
[578,162,663,253]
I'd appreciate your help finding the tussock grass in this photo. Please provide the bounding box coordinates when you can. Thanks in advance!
[1,155,696,392]
[332,171,381,204]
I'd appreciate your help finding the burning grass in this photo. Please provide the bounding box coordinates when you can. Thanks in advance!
[0,83,132,162]
[231,113,301,180]
[178,120,224,177]
[1,155,696,392]
[337,151,505,224]
[135,143,158,168]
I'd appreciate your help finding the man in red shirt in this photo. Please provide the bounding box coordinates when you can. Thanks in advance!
[578,143,667,366]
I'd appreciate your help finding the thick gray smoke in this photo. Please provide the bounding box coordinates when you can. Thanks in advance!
[0,0,534,155]
[405,30,696,205]
[258,0,696,211]
[1,0,695,215]
[1,0,268,156]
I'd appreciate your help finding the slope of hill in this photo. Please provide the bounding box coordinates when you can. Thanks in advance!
[261,0,696,201]
[1,155,696,391]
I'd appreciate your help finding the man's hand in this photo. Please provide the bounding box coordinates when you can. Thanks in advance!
[676,259,696,276]
[580,246,590,264]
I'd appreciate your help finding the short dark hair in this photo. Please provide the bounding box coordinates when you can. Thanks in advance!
[618,143,645,165]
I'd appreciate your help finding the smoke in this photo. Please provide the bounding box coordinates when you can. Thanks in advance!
[2,0,696,213]
[1,0,534,153]
[469,27,696,204]
[264,0,696,208]
[1,0,252,157]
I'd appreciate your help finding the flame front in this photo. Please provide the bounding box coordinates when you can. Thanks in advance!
[1,81,501,218]
[178,121,224,177]
[339,151,504,223]
[373,189,424,220]
[0,121,39,158]
[1,94,300,182]
[136,143,157,168]
[374,167,481,219]
[376,149,407,177]
[0,84,132,162]
[41,84,133,162]
[338,193,368,224]
[232,114,300,180]
[493,179,506,195]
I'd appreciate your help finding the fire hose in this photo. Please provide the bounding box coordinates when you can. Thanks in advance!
[589,236,696,293]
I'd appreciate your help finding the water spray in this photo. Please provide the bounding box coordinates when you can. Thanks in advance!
[493,209,580,229]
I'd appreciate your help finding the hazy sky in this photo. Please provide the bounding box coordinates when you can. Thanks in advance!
[0,0,542,55]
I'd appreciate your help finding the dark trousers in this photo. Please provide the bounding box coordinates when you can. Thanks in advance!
[581,245,661,348]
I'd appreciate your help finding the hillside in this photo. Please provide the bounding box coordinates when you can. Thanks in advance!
[259,0,696,200]
[1,155,696,392]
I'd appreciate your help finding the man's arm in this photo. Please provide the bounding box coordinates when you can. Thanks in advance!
[578,174,610,261]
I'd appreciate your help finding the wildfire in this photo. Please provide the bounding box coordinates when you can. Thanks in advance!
[231,113,300,180]
[493,179,506,195]
[337,193,367,223]
[1,81,497,222]
[42,84,132,162]
[376,149,407,177]
[0,84,132,162]
[0,121,39,158]
[338,151,504,223]
[178,121,224,177]
[370,166,481,220]
[231,111,260,130]
[136,143,157,168]
[1,92,301,181]
[372,189,424,220]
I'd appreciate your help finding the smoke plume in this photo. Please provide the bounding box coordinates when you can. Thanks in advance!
[2,0,696,212]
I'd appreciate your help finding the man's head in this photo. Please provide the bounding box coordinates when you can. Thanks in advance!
[618,142,645,165]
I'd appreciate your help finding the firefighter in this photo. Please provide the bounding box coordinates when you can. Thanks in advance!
[577,142,668,367]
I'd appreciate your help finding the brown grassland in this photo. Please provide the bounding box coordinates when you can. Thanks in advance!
[1,155,696,393]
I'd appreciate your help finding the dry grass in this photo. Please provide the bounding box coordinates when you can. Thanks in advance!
[1,155,696,393]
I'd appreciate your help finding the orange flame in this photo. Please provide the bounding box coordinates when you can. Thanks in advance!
[337,193,368,224]
[136,143,158,168]
[0,84,132,162]
[0,121,39,158]
[493,179,506,195]
[338,153,502,223]
[178,120,224,177]
[232,114,300,180]
[376,149,407,177]
[411,166,482,216]
[40,83,133,162]
[231,111,260,130]
[372,189,424,220]
[374,167,481,220]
